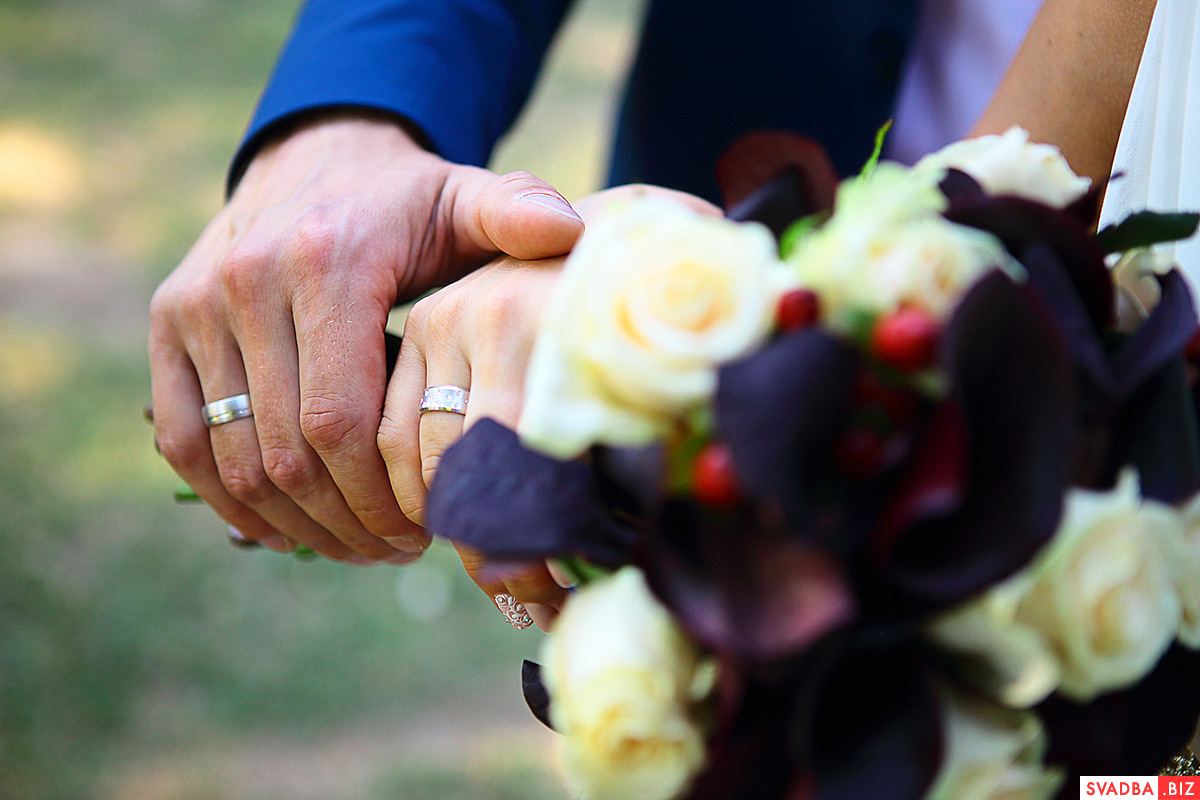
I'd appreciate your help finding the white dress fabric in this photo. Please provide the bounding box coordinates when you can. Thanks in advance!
[1099,0,1200,294]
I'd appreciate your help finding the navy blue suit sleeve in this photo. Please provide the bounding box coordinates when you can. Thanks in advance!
[229,0,574,190]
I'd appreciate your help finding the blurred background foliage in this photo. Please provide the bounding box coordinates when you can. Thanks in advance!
[0,0,642,797]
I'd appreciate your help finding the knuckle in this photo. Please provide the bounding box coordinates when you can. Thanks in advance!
[299,392,365,452]
[156,431,208,477]
[216,244,271,299]
[497,170,538,188]
[221,461,276,506]
[260,445,320,496]
[376,417,406,461]
[476,281,528,332]
[284,211,339,275]
[420,452,443,489]
[395,486,427,527]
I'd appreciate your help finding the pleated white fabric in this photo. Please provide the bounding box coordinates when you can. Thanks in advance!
[1099,0,1200,292]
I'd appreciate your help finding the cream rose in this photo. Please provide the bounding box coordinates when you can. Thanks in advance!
[540,567,713,800]
[785,163,1020,333]
[1173,491,1200,648]
[1111,247,1176,333]
[518,195,789,459]
[915,126,1091,208]
[923,688,1063,800]
[930,470,1183,705]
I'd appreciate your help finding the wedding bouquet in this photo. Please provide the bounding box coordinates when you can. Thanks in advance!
[426,127,1200,800]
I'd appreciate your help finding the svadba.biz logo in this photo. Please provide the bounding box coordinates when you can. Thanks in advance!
[1081,776,1199,797]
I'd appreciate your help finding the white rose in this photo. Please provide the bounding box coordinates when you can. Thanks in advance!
[930,470,1183,705]
[923,688,1063,800]
[518,195,789,459]
[540,567,713,800]
[786,163,1020,332]
[1111,247,1176,333]
[927,576,1061,709]
[915,126,1091,209]
[1173,491,1200,648]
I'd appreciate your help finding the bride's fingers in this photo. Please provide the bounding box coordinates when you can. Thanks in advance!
[379,322,433,526]
[454,544,568,631]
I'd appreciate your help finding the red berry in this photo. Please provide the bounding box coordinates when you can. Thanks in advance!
[1186,326,1200,361]
[692,442,741,507]
[853,369,919,428]
[777,288,821,331]
[870,308,940,371]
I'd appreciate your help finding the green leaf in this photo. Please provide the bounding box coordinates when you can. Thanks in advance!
[553,556,610,587]
[172,487,200,503]
[779,212,826,259]
[860,119,894,179]
[1096,210,1200,254]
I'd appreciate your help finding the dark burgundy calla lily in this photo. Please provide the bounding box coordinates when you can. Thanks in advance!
[801,645,943,800]
[718,130,840,235]
[642,500,855,661]
[944,194,1114,333]
[1017,243,1200,501]
[1040,645,1200,787]
[713,328,864,548]
[866,272,1079,609]
[426,418,635,565]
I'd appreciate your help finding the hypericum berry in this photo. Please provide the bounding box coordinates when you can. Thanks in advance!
[692,441,741,507]
[853,369,919,428]
[834,427,886,480]
[870,307,940,371]
[1185,326,1200,361]
[777,288,821,331]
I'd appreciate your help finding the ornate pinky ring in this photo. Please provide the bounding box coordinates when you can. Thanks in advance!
[203,393,253,427]
[494,593,534,630]
[419,385,469,415]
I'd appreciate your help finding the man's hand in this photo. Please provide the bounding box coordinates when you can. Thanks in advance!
[149,115,584,562]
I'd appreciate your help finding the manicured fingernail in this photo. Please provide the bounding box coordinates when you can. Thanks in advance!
[526,603,558,632]
[520,192,582,222]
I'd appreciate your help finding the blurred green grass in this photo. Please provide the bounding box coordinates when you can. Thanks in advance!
[0,0,641,797]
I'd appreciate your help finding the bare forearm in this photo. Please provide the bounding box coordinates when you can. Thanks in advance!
[972,0,1157,187]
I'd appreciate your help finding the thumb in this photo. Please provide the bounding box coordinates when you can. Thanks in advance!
[450,168,585,261]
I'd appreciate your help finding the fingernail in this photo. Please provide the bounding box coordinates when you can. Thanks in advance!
[494,593,534,630]
[259,534,292,553]
[387,552,421,566]
[227,526,261,550]
[344,553,375,566]
[546,560,577,589]
[525,603,558,632]
[520,192,582,222]
[384,536,429,555]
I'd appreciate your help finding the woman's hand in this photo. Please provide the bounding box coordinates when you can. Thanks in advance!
[148,114,583,563]
[379,185,719,626]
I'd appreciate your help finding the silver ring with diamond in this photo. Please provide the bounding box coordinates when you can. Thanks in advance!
[203,393,253,427]
[419,385,469,415]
